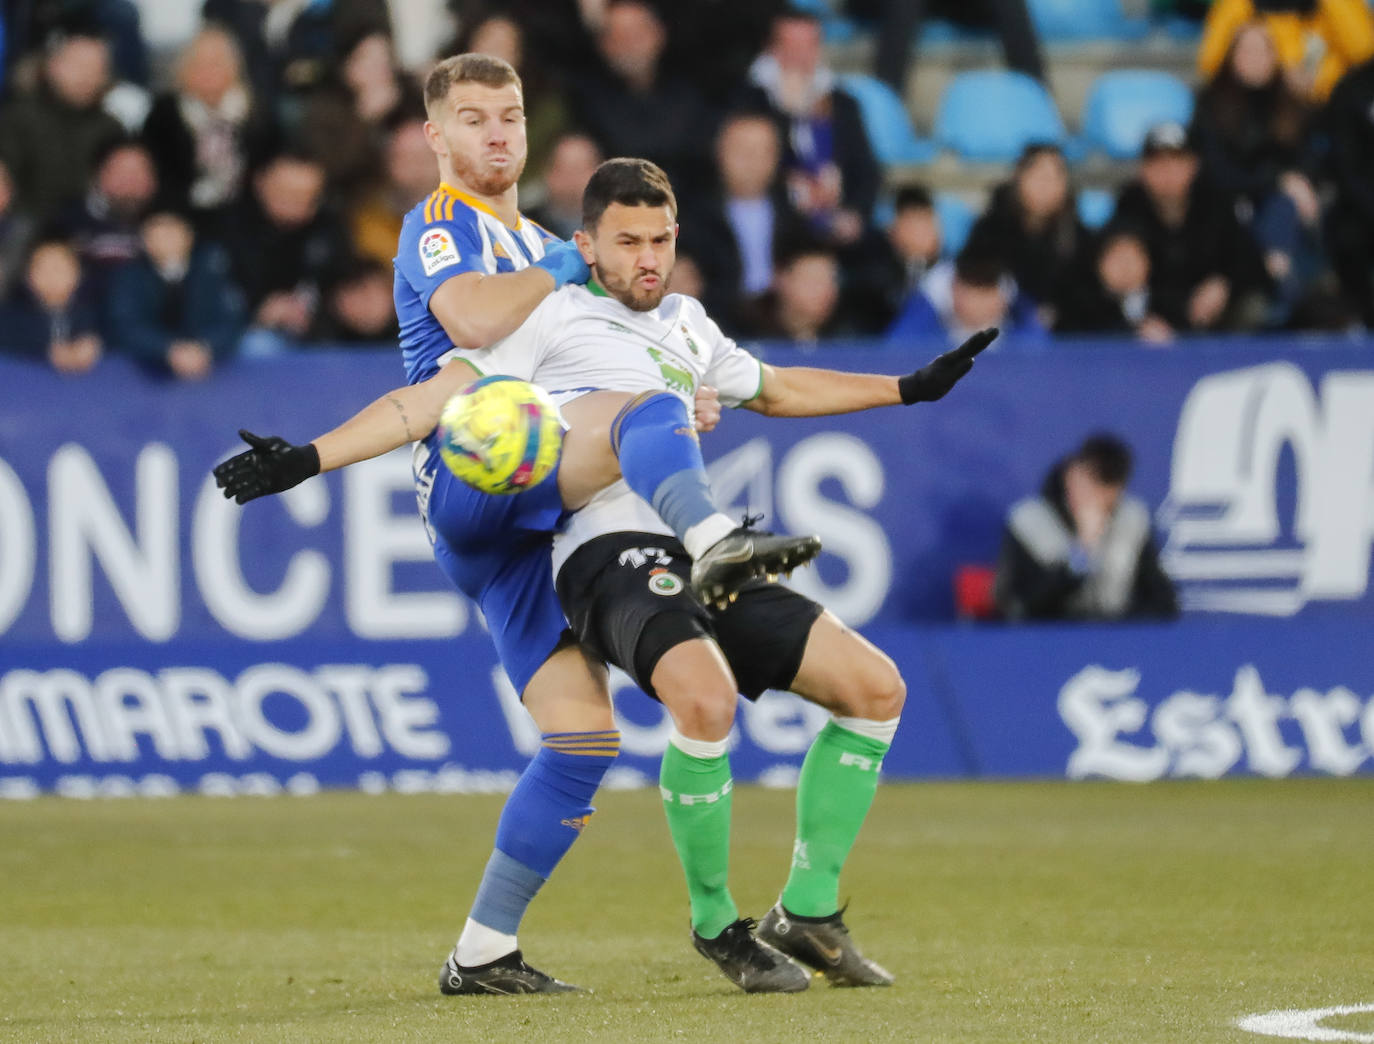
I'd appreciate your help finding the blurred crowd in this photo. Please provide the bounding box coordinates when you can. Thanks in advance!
[0,0,1372,380]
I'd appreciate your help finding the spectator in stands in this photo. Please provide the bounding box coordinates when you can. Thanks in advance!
[453,11,570,196]
[995,433,1178,622]
[1190,21,1320,323]
[140,25,268,233]
[525,132,602,241]
[0,158,36,298]
[0,27,124,223]
[349,114,436,266]
[1109,122,1270,333]
[968,143,1090,328]
[22,0,149,88]
[850,0,1046,94]
[735,239,845,343]
[567,0,716,203]
[219,149,352,354]
[886,241,1047,348]
[1054,226,1174,342]
[1321,56,1374,326]
[678,111,810,332]
[743,8,881,244]
[884,185,943,300]
[0,234,102,373]
[201,0,389,119]
[105,201,245,379]
[296,28,424,200]
[311,257,400,343]
[1198,0,1374,101]
[657,1,784,105]
[57,137,158,292]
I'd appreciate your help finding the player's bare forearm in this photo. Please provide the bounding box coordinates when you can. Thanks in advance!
[744,365,901,418]
[312,359,477,471]
[429,266,556,349]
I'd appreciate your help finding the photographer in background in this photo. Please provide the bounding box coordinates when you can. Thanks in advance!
[995,434,1178,622]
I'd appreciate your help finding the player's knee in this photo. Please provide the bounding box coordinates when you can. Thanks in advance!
[839,652,906,722]
[661,685,737,742]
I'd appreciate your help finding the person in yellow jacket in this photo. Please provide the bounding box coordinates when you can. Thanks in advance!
[1198,0,1374,99]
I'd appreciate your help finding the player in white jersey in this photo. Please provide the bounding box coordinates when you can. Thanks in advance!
[212,55,818,997]
[471,158,996,991]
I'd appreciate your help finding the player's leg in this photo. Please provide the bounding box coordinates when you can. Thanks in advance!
[760,613,904,986]
[557,390,820,603]
[708,589,901,986]
[648,638,740,939]
[427,488,617,995]
[555,533,809,993]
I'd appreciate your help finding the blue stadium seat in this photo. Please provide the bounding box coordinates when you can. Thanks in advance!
[839,73,937,165]
[935,193,976,256]
[1081,70,1196,160]
[1026,0,1149,40]
[933,71,1068,163]
[1076,188,1116,230]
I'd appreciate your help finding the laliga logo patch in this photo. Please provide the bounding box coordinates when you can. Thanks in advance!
[648,568,683,596]
[420,228,460,276]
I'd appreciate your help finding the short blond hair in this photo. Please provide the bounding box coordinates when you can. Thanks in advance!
[424,53,521,113]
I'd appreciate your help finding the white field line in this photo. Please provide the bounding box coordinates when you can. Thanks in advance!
[1237,1004,1374,1042]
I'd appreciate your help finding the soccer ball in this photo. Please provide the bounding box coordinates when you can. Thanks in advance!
[437,376,565,495]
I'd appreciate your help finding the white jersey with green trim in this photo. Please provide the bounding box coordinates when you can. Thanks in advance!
[468,283,765,576]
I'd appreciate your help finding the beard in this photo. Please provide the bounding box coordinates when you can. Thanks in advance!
[593,259,672,312]
[449,146,525,197]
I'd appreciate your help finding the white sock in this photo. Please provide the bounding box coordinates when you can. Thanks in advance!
[455,917,518,967]
[667,728,732,759]
[831,714,901,745]
[683,513,737,559]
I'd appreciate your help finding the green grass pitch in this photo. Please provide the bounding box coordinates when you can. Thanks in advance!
[2,778,1372,1043]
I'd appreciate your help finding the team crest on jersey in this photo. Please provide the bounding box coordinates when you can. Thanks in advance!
[419,228,460,276]
[648,568,683,596]
[679,323,700,355]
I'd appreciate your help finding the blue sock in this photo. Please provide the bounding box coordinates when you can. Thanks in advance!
[611,392,722,542]
[467,731,619,934]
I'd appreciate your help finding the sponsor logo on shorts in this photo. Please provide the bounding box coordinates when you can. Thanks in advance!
[649,569,683,597]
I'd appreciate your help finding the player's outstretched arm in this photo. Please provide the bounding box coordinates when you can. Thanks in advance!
[213,359,478,504]
[742,328,997,419]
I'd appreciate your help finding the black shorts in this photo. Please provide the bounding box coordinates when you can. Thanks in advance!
[556,532,825,701]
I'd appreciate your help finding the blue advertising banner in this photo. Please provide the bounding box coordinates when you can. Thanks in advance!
[1,340,1371,793]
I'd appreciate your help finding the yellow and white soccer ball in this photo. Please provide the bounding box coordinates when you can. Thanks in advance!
[437,376,565,495]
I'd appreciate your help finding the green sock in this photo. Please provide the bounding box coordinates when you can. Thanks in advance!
[659,742,738,939]
[780,719,891,918]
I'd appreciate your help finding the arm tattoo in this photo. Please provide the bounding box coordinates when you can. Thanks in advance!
[385,394,415,442]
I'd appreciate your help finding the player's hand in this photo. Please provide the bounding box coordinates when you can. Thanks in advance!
[694,384,721,433]
[213,430,321,505]
[534,240,591,289]
[897,328,998,404]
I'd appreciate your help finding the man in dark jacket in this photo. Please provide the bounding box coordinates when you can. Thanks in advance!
[995,434,1178,621]
[0,28,125,223]
[217,148,351,353]
[739,8,882,243]
[565,0,718,205]
[677,110,811,333]
[1109,122,1270,333]
[105,203,245,379]
[1322,57,1374,324]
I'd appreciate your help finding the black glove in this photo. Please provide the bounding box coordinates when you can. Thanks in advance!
[898,327,999,404]
[213,429,321,505]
